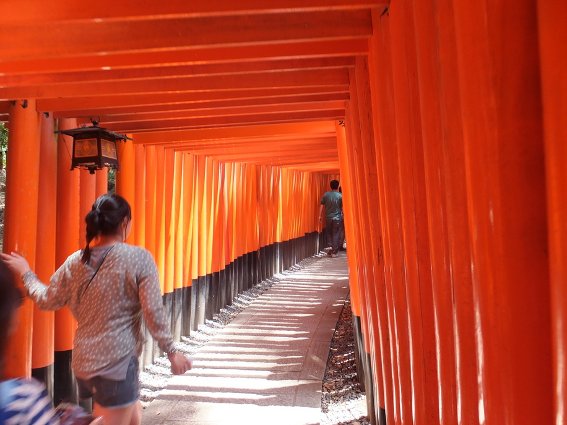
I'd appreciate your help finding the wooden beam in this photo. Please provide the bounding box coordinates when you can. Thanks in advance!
[165,137,337,151]
[1,0,387,22]
[0,10,371,62]
[0,69,349,99]
[0,39,368,75]
[207,151,338,163]
[106,110,345,133]
[37,88,349,112]
[51,93,350,117]
[165,138,336,150]
[0,57,355,87]
[205,149,338,158]
[78,101,345,125]
[37,89,348,113]
[132,121,336,144]
[284,162,340,171]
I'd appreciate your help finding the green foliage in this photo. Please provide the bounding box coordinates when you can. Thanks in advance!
[0,122,7,168]
[0,122,7,151]
[108,167,116,193]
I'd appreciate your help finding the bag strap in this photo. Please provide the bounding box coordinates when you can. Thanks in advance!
[79,245,115,300]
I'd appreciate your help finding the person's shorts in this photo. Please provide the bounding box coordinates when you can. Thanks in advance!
[77,356,140,408]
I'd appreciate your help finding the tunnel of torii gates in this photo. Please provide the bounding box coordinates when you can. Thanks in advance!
[1,1,567,425]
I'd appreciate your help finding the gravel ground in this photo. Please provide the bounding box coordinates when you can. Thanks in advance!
[139,255,370,425]
[320,296,370,425]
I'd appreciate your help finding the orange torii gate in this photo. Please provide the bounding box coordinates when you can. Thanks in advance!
[2,1,567,425]
[4,109,336,404]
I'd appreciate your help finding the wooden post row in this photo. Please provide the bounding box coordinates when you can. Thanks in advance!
[538,2,567,423]
[451,0,552,423]
[5,114,335,381]
[342,1,556,425]
[347,63,385,425]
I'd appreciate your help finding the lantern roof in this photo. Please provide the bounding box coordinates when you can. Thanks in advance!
[57,125,131,141]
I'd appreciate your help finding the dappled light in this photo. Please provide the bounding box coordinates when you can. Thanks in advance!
[141,254,361,424]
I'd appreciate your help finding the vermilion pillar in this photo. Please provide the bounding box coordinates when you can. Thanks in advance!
[116,140,136,244]
[412,2,458,423]
[144,145,157,269]
[32,113,56,389]
[133,144,145,246]
[434,1,479,422]
[173,151,184,288]
[95,168,108,198]
[79,169,96,247]
[344,99,378,424]
[155,146,166,288]
[4,99,41,378]
[204,157,214,277]
[336,120,370,399]
[368,14,407,423]
[388,2,439,423]
[452,1,553,423]
[351,59,390,423]
[55,118,80,403]
[182,153,195,282]
[191,155,200,283]
[163,148,175,295]
[538,1,567,424]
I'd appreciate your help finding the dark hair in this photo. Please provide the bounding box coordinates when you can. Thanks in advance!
[0,260,23,375]
[330,180,340,190]
[82,193,132,263]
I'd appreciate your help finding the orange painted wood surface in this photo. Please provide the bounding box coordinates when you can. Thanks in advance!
[3,100,40,377]
[115,140,136,243]
[452,1,553,423]
[5,3,567,424]
[32,113,56,369]
[539,2,567,422]
[0,11,371,63]
[55,118,80,352]
[2,0,385,23]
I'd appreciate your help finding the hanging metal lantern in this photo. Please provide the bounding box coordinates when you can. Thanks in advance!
[57,123,131,174]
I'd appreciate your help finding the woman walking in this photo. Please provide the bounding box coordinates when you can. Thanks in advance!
[2,193,192,425]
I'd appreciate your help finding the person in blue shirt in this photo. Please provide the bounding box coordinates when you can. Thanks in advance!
[319,180,343,257]
[0,259,60,424]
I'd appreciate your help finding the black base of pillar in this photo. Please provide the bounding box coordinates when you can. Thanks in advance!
[379,407,387,425]
[172,288,183,341]
[190,280,198,331]
[205,274,214,320]
[54,350,78,405]
[219,269,227,311]
[237,255,244,295]
[182,285,192,337]
[32,364,54,402]
[197,276,207,327]
[243,253,249,291]
[275,242,281,273]
[210,271,220,318]
[259,246,266,281]
[352,315,366,392]
[252,251,259,286]
[365,352,377,425]
[163,291,174,337]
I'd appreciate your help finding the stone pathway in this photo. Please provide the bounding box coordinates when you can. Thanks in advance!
[142,253,354,425]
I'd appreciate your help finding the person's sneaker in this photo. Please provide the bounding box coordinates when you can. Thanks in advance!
[327,251,333,257]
